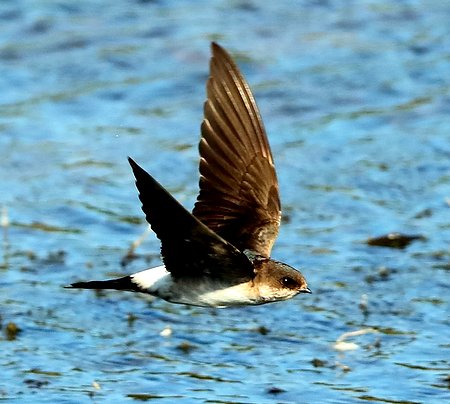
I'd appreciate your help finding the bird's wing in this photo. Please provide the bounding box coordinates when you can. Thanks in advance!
[192,42,281,258]
[128,158,253,283]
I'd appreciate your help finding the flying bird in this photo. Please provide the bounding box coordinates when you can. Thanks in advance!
[67,43,310,307]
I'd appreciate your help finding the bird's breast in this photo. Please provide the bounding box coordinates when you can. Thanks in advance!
[168,279,261,308]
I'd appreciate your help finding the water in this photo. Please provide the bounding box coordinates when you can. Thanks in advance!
[1,1,449,403]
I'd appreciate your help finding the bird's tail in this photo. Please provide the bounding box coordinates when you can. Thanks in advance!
[66,276,142,292]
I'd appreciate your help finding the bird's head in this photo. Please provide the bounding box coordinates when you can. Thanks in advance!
[252,258,310,303]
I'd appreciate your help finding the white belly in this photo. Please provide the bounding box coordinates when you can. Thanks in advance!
[130,265,259,307]
[180,281,259,307]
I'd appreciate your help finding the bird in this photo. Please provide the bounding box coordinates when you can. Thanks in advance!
[67,42,310,307]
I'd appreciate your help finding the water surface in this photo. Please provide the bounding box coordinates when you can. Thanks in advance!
[1,1,449,403]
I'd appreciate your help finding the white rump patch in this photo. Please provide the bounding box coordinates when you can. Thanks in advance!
[130,265,171,293]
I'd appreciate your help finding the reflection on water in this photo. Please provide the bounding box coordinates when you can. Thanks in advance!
[1,1,449,403]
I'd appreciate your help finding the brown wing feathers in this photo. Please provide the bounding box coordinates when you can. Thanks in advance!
[193,43,281,257]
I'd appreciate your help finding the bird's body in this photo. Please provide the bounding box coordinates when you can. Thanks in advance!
[130,265,261,307]
[71,260,304,307]
[68,43,310,307]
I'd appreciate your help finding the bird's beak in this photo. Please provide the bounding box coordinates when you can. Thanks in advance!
[300,287,312,294]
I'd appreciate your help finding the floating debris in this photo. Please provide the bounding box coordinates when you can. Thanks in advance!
[335,361,352,372]
[5,322,21,341]
[176,342,196,354]
[311,358,327,368]
[334,341,359,351]
[367,232,424,249]
[255,325,270,335]
[267,386,286,395]
[159,326,172,337]
[333,328,378,351]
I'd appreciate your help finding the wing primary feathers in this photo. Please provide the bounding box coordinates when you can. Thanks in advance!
[128,157,253,282]
[193,42,281,257]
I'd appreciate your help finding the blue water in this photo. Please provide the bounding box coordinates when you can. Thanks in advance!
[1,1,449,403]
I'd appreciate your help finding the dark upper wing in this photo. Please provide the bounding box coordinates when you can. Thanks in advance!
[128,157,253,283]
[192,42,281,258]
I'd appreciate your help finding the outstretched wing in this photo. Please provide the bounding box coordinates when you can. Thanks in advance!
[128,157,253,283]
[193,42,281,258]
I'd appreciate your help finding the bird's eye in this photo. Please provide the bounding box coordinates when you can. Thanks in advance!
[280,277,297,289]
